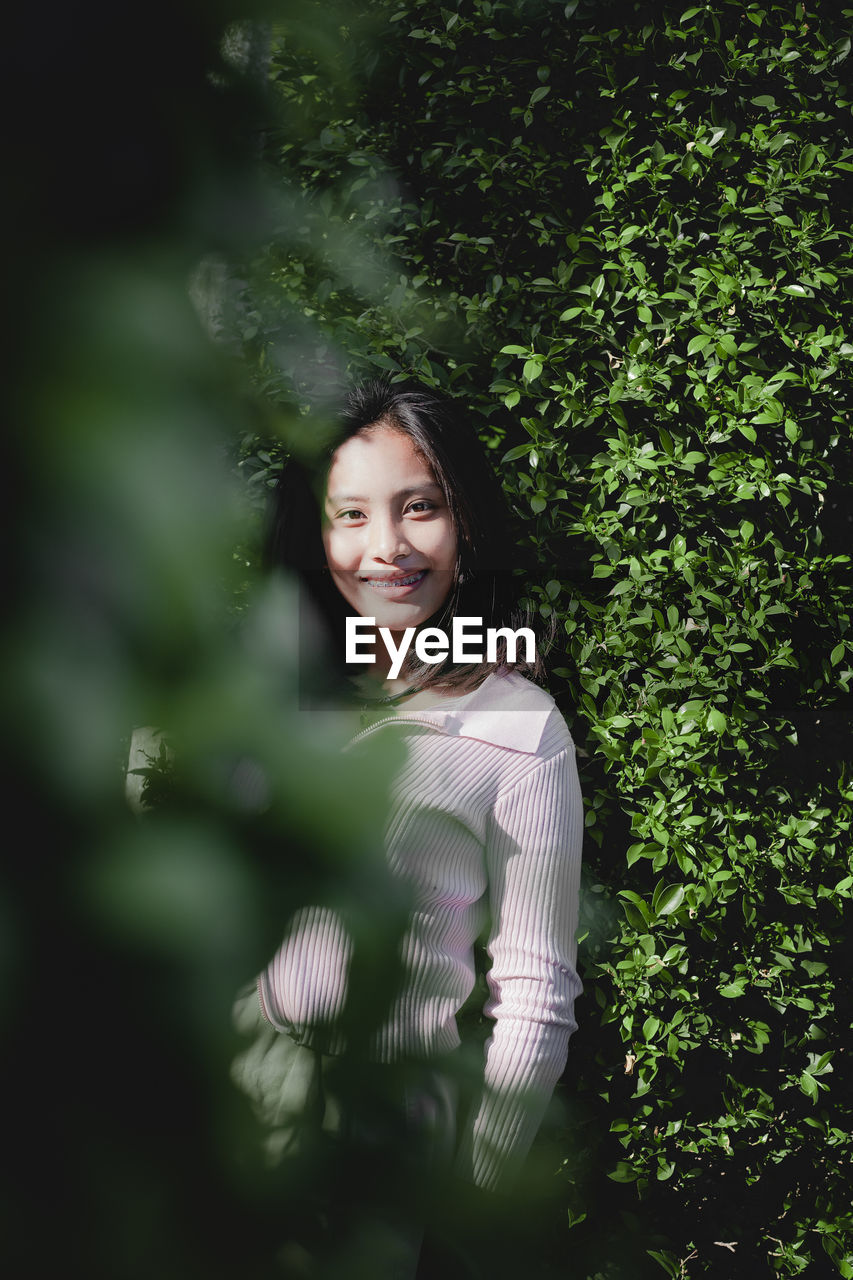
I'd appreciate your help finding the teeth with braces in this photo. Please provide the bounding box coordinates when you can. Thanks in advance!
[363,571,425,588]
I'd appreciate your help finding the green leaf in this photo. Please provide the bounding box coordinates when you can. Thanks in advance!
[502,444,533,462]
[830,35,851,65]
[647,1250,680,1279]
[799,143,819,173]
[708,708,727,733]
[799,1072,819,1102]
[653,884,685,916]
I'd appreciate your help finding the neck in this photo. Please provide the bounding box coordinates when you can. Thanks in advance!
[353,621,415,689]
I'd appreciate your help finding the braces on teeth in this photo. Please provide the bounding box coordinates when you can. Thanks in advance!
[364,572,425,587]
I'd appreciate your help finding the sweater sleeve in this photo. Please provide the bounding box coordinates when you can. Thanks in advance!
[454,743,583,1192]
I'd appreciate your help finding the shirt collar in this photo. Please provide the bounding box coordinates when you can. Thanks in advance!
[410,670,554,755]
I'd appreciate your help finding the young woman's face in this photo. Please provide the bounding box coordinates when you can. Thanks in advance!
[322,425,458,632]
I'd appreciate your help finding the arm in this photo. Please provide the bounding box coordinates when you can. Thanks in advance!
[454,744,583,1192]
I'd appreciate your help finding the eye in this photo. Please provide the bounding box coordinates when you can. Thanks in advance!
[406,499,437,514]
[338,509,366,522]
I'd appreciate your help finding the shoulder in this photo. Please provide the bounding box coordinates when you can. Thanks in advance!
[441,669,573,760]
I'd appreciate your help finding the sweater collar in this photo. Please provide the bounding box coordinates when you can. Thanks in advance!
[406,670,554,756]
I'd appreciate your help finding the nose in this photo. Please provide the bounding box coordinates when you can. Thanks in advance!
[367,511,411,563]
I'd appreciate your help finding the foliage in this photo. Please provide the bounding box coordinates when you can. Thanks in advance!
[3,3,414,1278]
[231,1,853,1275]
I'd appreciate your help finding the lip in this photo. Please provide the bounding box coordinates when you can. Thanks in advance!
[359,569,428,598]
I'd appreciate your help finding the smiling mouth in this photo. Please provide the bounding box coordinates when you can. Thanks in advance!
[360,570,427,590]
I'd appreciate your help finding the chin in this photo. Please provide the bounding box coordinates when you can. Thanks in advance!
[363,601,435,631]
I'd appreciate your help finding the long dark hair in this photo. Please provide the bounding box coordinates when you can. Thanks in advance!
[266,379,546,693]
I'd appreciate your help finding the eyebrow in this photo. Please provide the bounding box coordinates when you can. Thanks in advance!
[326,483,443,507]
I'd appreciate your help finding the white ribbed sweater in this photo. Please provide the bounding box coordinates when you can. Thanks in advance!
[257,669,583,1191]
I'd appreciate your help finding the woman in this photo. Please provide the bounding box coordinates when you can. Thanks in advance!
[233,379,583,1275]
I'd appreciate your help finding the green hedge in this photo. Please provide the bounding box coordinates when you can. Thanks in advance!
[234,2,853,1275]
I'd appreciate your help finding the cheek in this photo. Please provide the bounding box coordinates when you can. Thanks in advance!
[322,529,351,572]
[415,517,457,567]
[436,525,459,570]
